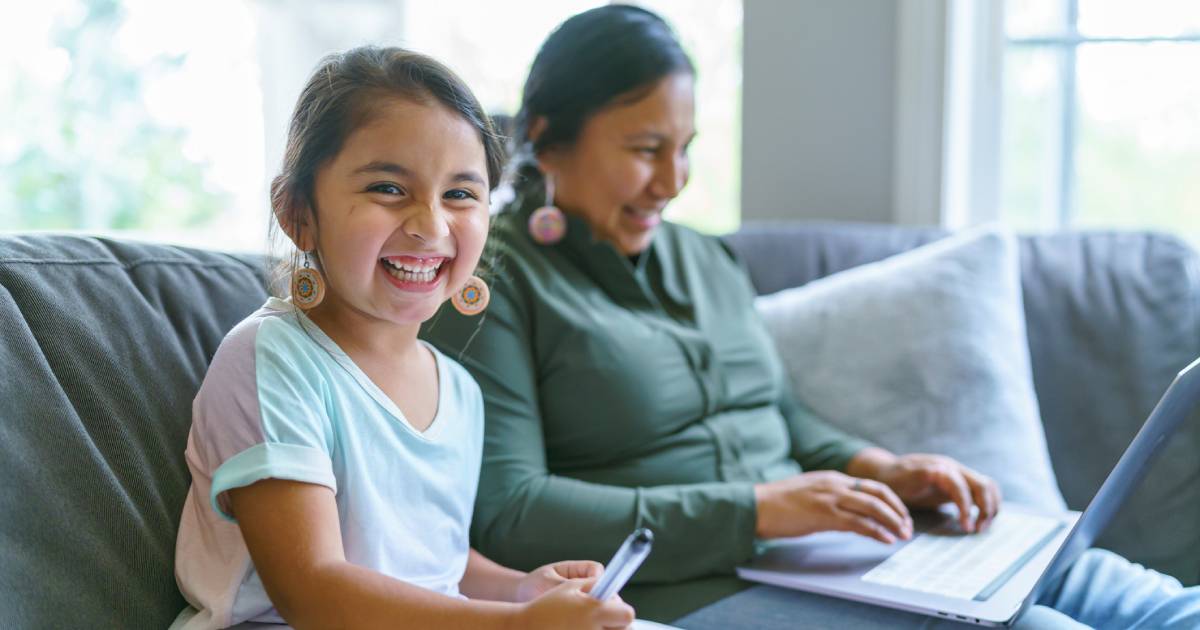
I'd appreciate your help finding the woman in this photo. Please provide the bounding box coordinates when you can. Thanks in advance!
[423,5,1200,628]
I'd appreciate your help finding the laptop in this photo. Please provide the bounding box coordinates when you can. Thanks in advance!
[737,356,1200,626]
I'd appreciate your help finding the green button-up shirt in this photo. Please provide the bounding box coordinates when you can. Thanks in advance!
[421,206,870,620]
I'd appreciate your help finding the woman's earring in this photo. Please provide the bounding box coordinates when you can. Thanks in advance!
[452,275,490,316]
[292,251,326,310]
[528,172,566,245]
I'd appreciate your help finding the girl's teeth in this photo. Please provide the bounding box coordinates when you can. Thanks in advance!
[382,259,441,284]
[385,265,437,283]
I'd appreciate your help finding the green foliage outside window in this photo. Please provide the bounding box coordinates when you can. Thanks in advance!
[0,0,227,232]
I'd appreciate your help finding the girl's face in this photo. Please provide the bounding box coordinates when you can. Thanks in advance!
[301,98,489,328]
[541,73,695,256]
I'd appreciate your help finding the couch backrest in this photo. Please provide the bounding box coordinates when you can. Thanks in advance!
[0,235,268,629]
[3,226,1197,629]
[724,222,1200,585]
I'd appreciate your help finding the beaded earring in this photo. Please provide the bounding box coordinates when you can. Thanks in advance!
[291,251,326,310]
[528,172,566,245]
[452,275,490,316]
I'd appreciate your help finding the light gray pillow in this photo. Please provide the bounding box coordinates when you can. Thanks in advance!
[755,226,1067,511]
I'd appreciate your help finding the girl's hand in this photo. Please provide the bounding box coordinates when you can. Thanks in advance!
[753,470,913,543]
[517,579,635,630]
[873,453,1002,533]
[514,560,604,603]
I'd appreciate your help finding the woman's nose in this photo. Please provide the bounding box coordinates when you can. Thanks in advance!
[650,154,688,200]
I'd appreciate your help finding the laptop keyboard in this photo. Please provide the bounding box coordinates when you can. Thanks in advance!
[860,511,1063,600]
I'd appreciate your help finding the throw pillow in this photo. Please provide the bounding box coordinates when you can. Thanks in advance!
[755,226,1067,511]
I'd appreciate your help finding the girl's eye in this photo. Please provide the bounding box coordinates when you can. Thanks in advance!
[634,146,659,156]
[368,183,404,196]
[444,189,478,201]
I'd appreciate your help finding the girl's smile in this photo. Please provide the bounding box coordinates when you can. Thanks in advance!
[379,255,451,293]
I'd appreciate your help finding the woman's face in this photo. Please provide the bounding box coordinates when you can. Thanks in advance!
[543,73,695,256]
[296,98,490,328]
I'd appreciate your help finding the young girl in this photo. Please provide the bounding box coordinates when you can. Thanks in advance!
[171,46,635,630]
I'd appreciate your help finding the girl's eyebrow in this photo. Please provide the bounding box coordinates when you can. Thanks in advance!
[352,161,411,176]
[351,161,484,186]
[450,171,486,186]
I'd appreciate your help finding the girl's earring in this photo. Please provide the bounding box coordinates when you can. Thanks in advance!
[452,275,490,316]
[528,172,566,245]
[292,251,326,310]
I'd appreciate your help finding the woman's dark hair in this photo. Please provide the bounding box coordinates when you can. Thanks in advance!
[269,46,505,295]
[506,4,693,211]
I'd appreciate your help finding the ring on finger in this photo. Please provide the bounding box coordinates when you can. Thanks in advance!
[852,479,862,492]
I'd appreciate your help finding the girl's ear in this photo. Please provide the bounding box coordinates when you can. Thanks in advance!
[274,196,317,252]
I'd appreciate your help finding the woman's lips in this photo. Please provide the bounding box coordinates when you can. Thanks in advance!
[622,206,663,230]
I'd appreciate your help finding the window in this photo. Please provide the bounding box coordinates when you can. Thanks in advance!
[2,0,742,251]
[0,0,265,250]
[1001,0,1200,246]
[402,0,743,235]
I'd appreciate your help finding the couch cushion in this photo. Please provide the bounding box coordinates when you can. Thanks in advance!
[0,235,267,629]
[755,227,1067,511]
[725,222,1200,585]
[1018,231,1200,584]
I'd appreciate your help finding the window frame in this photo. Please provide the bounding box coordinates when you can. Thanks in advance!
[1005,0,1200,229]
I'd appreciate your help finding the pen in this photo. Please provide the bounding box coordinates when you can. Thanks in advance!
[591,528,654,601]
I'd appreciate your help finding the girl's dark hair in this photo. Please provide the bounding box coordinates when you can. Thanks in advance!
[506,4,693,211]
[269,46,504,294]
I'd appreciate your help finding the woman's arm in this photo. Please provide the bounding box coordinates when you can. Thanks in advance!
[230,479,521,630]
[777,388,874,472]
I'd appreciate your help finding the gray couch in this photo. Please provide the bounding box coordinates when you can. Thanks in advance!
[2,223,1197,629]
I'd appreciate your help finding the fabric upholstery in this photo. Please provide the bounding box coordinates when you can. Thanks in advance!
[0,235,268,629]
[726,222,1200,585]
[2,222,1197,630]
[754,227,1066,511]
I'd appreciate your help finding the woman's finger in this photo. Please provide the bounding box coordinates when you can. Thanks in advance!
[963,470,998,531]
[837,511,899,544]
[839,488,910,540]
[931,465,977,532]
[855,478,913,531]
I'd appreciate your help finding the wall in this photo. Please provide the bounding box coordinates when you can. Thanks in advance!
[741,0,899,223]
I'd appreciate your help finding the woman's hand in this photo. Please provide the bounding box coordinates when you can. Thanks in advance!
[876,453,1002,533]
[516,579,635,630]
[514,560,604,603]
[753,471,913,543]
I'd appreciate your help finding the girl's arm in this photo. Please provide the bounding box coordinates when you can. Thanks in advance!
[460,549,608,604]
[230,478,521,630]
[459,549,524,602]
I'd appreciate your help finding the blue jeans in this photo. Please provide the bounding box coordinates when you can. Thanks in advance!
[1017,548,1200,629]
[676,549,1200,629]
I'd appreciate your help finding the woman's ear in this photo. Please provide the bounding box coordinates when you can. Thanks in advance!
[527,115,549,146]
[527,116,559,174]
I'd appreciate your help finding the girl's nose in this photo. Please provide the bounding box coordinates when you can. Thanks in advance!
[404,203,451,242]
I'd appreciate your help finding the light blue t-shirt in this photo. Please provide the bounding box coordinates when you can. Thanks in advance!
[174,297,483,629]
